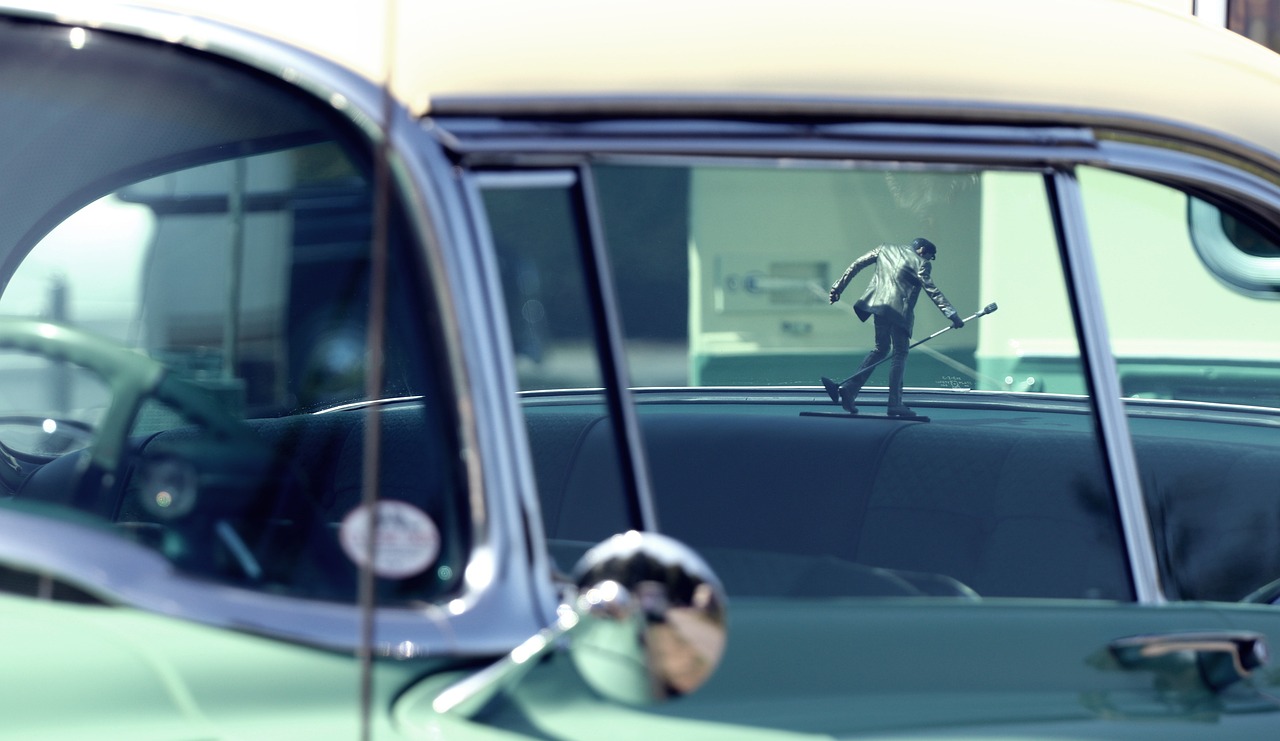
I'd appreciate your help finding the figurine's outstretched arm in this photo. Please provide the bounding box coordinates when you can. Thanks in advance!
[918,261,962,327]
[829,249,877,303]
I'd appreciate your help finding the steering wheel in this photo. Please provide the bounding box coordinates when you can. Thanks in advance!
[0,317,336,585]
[0,317,253,507]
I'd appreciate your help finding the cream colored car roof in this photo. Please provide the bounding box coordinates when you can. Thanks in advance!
[100,0,1280,164]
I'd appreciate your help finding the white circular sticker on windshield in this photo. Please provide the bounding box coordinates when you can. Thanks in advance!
[339,501,441,579]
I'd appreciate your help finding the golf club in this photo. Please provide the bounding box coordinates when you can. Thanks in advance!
[855,302,998,375]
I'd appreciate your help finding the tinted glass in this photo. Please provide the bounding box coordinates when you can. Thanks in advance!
[1081,165,1280,602]
[478,174,635,570]
[482,180,606,391]
[491,159,1132,601]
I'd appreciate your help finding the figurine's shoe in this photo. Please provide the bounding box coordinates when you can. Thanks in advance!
[820,376,840,404]
[886,405,919,418]
[822,376,859,412]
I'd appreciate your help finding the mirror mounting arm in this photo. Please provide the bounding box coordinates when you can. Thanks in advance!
[432,531,727,717]
[430,600,585,717]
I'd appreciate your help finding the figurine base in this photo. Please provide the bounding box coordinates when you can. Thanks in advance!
[800,411,930,422]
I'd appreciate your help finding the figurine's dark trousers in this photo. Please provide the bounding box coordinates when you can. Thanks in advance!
[840,315,911,407]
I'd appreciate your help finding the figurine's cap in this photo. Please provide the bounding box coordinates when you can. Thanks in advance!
[911,237,937,255]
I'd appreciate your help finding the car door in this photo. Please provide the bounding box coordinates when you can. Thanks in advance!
[433,118,1280,738]
[1074,151,1280,673]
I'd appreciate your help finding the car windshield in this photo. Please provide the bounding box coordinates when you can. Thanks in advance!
[0,23,468,607]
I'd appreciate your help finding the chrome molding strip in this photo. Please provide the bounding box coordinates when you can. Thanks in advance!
[464,166,659,536]
[428,93,1280,177]
[313,396,424,414]
[348,70,554,655]
[433,121,1106,181]
[577,165,660,532]
[1048,169,1165,605]
[449,163,567,622]
[446,135,1103,170]
[391,68,566,635]
[435,118,1098,146]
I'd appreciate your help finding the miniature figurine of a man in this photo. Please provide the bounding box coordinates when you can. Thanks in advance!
[821,237,963,418]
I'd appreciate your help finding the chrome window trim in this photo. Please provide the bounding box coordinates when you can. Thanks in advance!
[578,165,660,531]
[1047,169,1165,605]
[379,119,557,649]
[0,6,549,654]
[429,94,1280,175]
[436,122,1104,169]
[444,160,570,622]
[464,167,660,537]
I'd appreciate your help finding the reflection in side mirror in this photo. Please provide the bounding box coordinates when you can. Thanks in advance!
[431,531,727,716]
[569,531,728,704]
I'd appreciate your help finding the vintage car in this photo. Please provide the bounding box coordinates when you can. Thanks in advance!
[4,0,1280,737]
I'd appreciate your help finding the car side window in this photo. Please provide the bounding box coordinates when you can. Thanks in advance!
[0,23,468,605]
[476,173,639,574]
[1080,165,1280,603]
[485,158,1134,601]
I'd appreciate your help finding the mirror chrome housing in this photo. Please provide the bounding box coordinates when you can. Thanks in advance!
[570,530,727,704]
[432,530,727,715]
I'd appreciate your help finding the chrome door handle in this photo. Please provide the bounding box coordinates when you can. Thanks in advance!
[1110,631,1269,691]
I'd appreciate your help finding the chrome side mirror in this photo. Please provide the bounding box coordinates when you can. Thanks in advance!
[569,530,727,704]
[432,531,727,715]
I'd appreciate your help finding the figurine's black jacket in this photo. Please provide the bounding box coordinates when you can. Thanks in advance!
[832,243,957,337]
